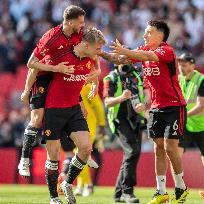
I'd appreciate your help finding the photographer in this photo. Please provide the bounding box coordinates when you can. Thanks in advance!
[103,64,149,203]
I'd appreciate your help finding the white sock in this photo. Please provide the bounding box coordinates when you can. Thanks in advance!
[174,172,186,190]
[156,175,166,194]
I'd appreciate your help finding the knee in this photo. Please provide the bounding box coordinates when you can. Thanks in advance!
[155,144,165,158]
[165,146,175,158]
[30,113,43,128]
[78,143,92,158]
[47,144,61,161]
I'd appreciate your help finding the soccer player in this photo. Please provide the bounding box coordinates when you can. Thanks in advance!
[99,20,188,204]
[177,53,204,199]
[58,84,106,197]
[42,27,106,204]
[18,5,100,177]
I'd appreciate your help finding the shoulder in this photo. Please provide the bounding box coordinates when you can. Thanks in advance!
[156,43,174,53]
[42,25,62,39]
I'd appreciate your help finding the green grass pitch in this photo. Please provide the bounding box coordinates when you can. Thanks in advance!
[0,185,203,204]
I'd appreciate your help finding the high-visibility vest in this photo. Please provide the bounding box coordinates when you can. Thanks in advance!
[103,69,144,133]
[179,70,204,132]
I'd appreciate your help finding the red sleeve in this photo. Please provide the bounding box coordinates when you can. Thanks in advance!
[154,45,174,62]
[33,29,53,60]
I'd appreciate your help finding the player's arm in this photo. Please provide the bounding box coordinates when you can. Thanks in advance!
[98,50,132,65]
[79,95,88,119]
[143,88,151,109]
[27,53,75,74]
[110,39,159,62]
[21,68,39,104]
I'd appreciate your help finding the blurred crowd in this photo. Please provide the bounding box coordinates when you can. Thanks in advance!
[1,0,204,148]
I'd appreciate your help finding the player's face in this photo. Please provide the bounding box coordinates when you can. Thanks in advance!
[178,61,194,76]
[86,42,104,58]
[71,15,85,33]
[143,26,163,47]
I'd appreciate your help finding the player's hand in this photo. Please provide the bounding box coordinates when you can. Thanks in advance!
[121,89,131,101]
[21,90,30,104]
[80,101,88,119]
[135,103,145,113]
[56,62,75,75]
[110,39,127,55]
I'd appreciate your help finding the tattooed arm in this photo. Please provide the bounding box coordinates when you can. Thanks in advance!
[98,50,132,65]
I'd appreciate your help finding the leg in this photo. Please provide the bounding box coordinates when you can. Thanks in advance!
[114,161,124,201]
[153,138,168,194]
[66,131,92,184]
[170,146,184,186]
[18,108,44,177]
[45,140,62,203]
[164,106,188,203]
[61,131,91,204]
[115,120,141,203]
[92,146,102,185]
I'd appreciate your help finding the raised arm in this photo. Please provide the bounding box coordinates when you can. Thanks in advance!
[98,50,132,65]
[110,39,159,62]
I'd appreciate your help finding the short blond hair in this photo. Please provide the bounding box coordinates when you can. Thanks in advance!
[82,27,106,45]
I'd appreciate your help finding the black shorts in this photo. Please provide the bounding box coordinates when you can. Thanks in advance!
[179,129,204,155]
[60,132,76,152]
[148,106,186,139]
[29,74,52,110]
[43,105,89,141]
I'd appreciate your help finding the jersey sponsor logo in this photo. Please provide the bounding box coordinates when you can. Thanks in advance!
[44,129,51,136]
[63,74,89,82]
[143,67,160,76]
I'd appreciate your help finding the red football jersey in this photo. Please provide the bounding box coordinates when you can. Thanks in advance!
[132,43,186,108]
[45,50,95,108]
[33,24,83,76]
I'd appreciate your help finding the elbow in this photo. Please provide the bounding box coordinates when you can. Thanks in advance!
[27,60,32,69]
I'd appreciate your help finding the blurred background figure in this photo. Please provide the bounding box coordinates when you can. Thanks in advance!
[103,64,148,203]
[177,53,204,198]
